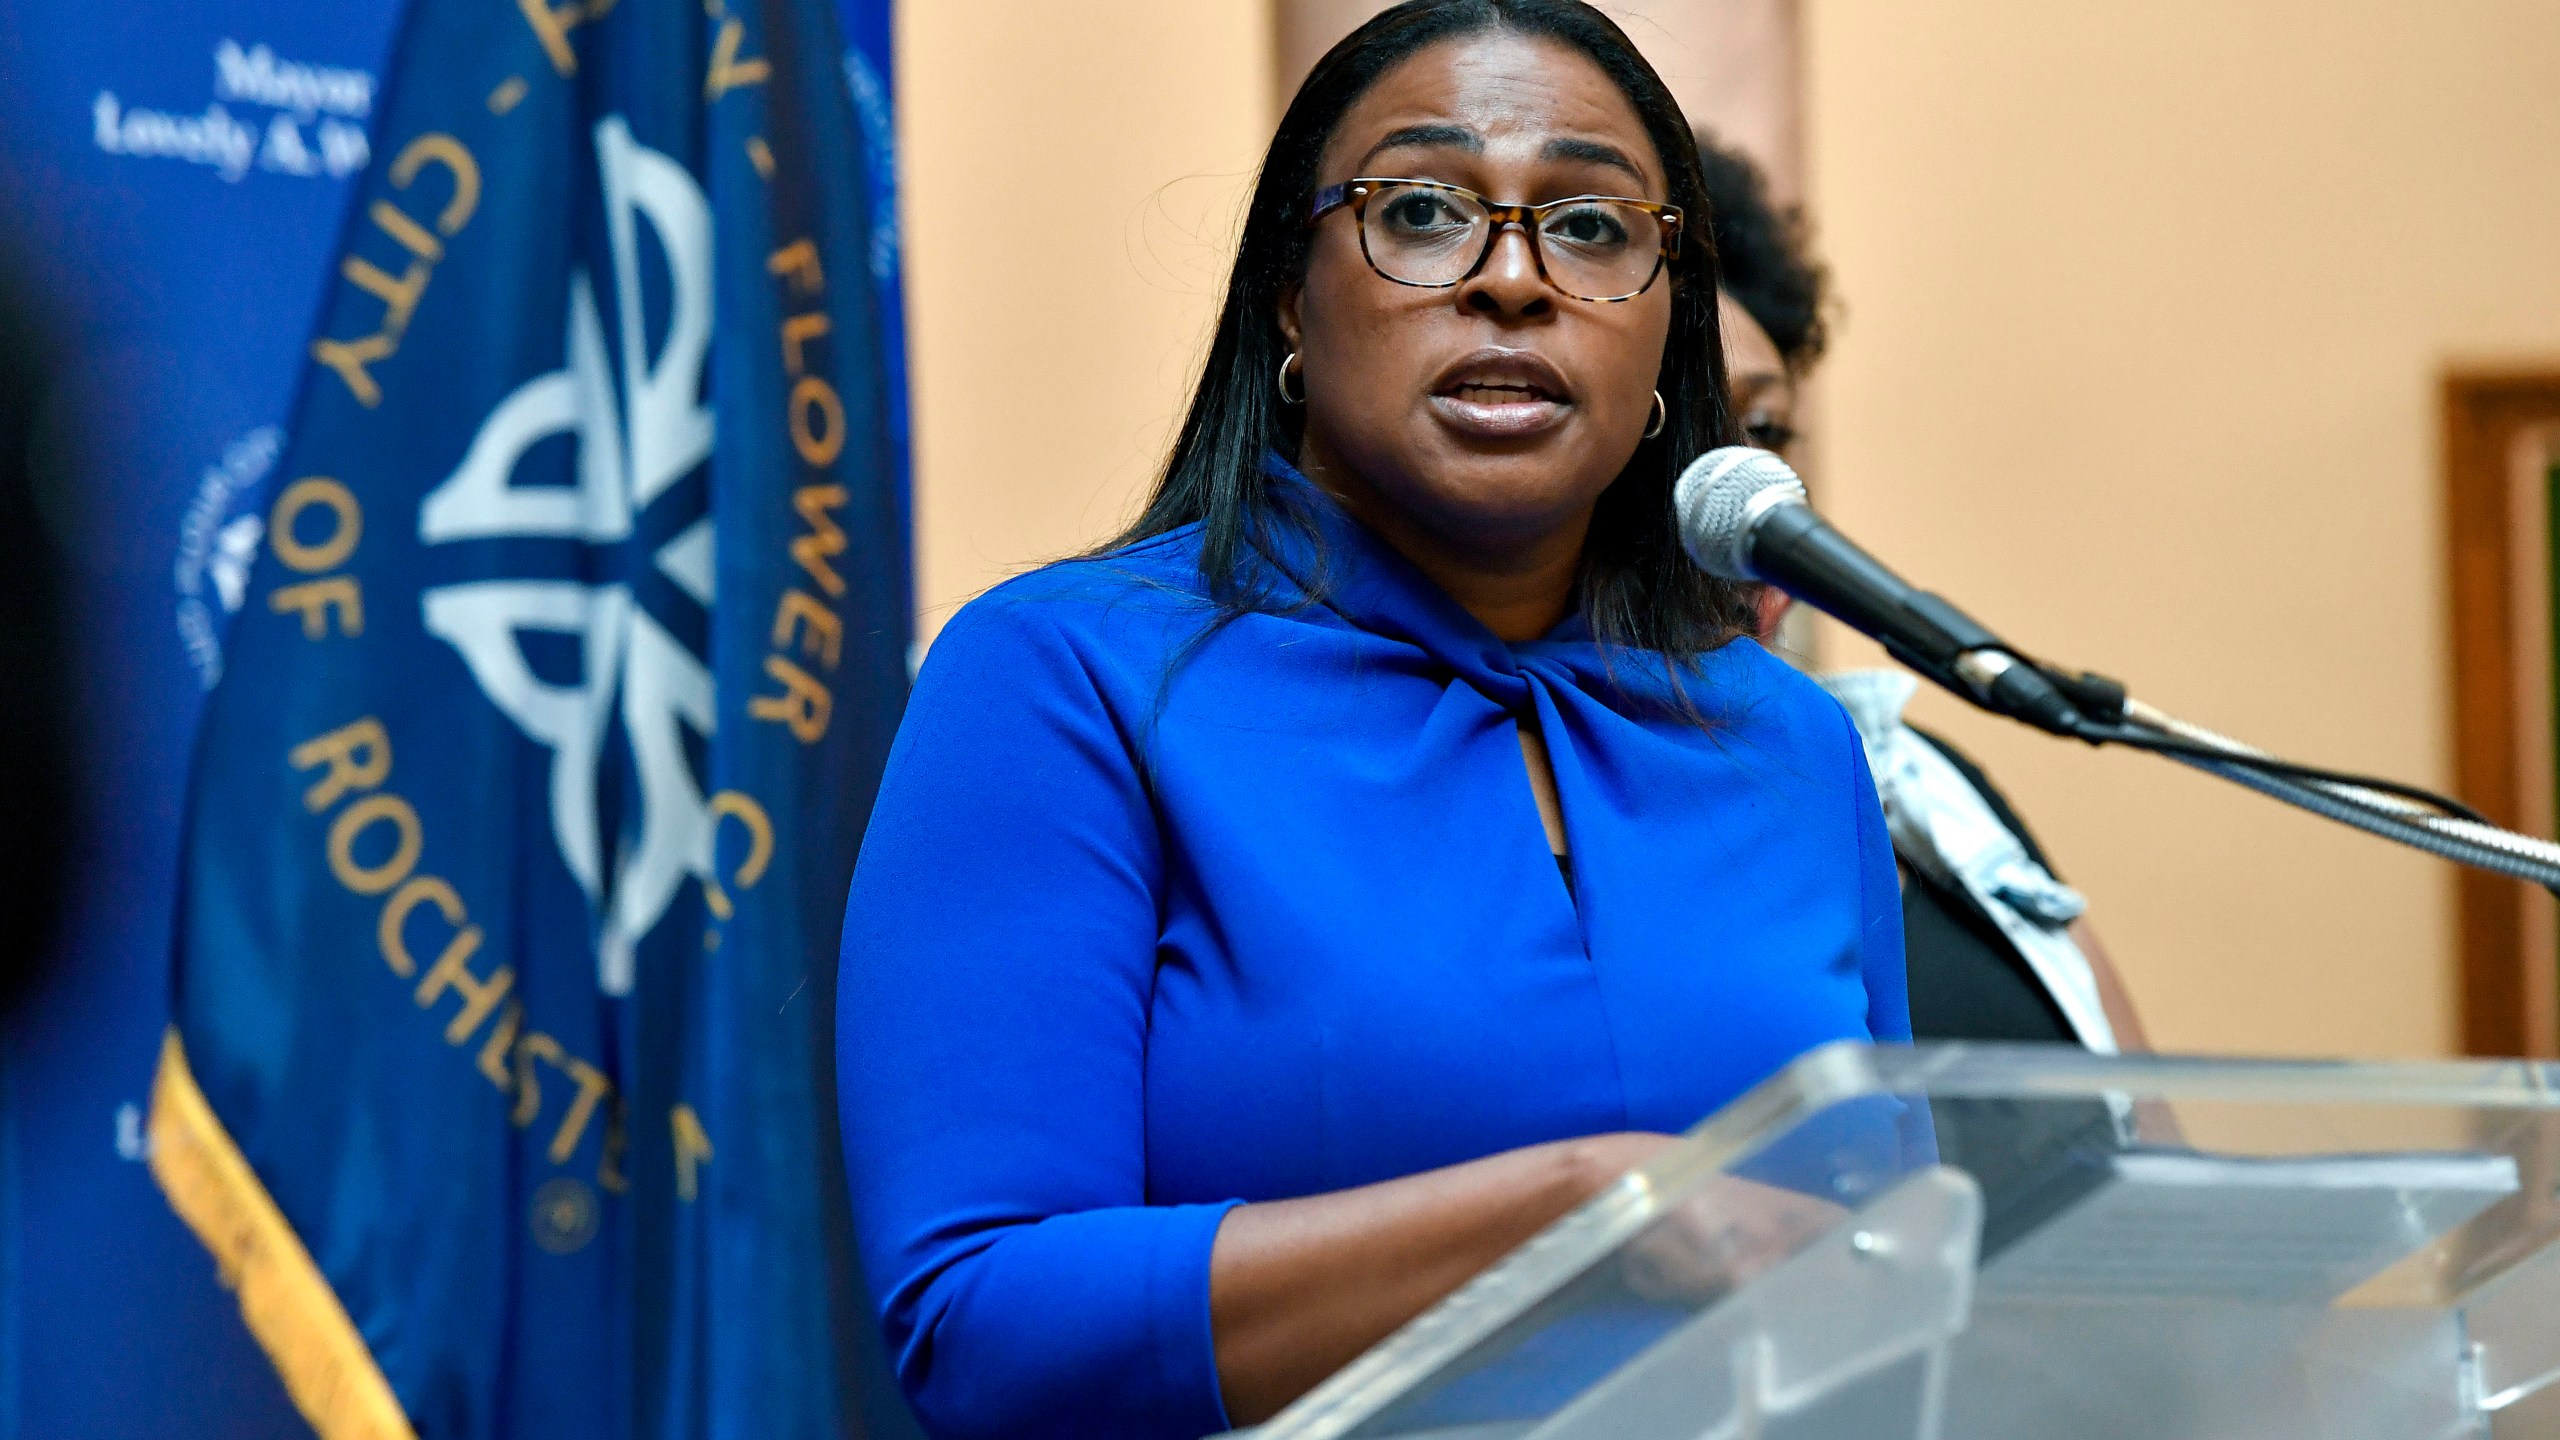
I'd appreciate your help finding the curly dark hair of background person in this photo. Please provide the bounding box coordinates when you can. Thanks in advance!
[1692,128,1830,370]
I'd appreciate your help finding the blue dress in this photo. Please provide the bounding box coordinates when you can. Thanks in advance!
[836,460,1908,1440]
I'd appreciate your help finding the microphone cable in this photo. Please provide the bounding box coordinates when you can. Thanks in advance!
[1672,444,2560,891]
[2030,660,2560,889]
[2077,722,2490,826]
[2132,744,2560,893]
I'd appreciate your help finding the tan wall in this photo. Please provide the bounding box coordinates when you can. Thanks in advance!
[898,1,1275,639]
[1804,0,2560,1057]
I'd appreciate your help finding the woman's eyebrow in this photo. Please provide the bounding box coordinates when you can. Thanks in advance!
[1542,136,1645,185]
[1361,124,1481,167]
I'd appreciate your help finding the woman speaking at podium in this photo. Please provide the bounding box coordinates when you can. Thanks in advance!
[837,3,1907,1435]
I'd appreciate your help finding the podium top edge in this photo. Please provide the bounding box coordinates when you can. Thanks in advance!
[1811,1041,2560,1112]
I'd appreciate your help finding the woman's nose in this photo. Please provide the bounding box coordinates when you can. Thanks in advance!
[1460,223,1552,317]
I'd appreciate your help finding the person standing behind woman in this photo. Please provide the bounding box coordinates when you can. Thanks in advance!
[1691,128,2150,1051]
[837,6,1909,1437]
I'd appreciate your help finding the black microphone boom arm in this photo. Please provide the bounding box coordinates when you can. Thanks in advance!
[1671,445,2560,895]
[1745,504,2089,737]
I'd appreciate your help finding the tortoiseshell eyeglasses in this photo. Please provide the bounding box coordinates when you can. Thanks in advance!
[1308,178,1683,304]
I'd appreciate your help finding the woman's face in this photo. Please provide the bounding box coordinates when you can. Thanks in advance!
[1717,294,1800,642]
[1282,32,1676,568]
[1718,292,1796,457]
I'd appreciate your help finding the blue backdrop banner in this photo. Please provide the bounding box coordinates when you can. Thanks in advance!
[154,0,909,1435]
[0,9,406,1438]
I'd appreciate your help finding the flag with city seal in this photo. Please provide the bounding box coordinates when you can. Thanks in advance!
[149,0,911,1435]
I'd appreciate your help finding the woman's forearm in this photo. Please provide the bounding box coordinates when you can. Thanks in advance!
[1207,1130,1671,1424]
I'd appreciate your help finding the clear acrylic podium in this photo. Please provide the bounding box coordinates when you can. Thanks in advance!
[1230,1043,2560,1440]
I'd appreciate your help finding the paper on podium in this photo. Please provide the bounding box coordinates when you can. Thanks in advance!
[1978,1147,2520,1304]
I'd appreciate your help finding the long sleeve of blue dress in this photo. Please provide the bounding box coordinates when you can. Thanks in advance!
[839,463,1906,1440]
[839,593,1242,1440]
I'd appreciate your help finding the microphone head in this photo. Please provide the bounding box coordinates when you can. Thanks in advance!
[1674,446,1808,581]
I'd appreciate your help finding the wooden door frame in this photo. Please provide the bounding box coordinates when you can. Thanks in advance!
[2445,369,2560,1057]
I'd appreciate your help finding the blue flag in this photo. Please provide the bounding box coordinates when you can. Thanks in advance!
[150,0,910,1434]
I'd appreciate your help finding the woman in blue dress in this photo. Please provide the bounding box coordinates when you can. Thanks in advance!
[836,3,1907,1435]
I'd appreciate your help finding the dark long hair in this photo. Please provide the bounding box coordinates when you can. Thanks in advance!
[1103,0,1754,659]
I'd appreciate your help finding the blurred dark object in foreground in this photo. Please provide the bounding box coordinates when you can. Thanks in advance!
[0,251,71,1015]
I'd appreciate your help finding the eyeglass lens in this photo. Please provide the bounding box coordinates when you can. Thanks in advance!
[1363,184,1663,301]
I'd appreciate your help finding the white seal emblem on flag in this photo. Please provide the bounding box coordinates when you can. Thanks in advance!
[416,116,716,997]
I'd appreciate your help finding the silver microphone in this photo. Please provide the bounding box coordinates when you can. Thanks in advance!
[1673,446,2087,737]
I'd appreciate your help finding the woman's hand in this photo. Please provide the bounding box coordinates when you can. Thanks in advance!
[1619,1174,1845,1305]
[1207,1130,1676,1425]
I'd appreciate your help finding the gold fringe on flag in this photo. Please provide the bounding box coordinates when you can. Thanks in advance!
[147,1028,416,1440]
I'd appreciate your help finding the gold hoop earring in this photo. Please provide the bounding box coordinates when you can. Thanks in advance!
[1277,353,1307,406]
[1643,390,1666,440]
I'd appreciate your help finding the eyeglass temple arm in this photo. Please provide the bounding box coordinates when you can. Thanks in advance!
[1308,183,1354,223]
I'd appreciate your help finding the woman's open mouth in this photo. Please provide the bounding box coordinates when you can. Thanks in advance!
[1448,381,1555,404]
[1428,348,1576,439]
